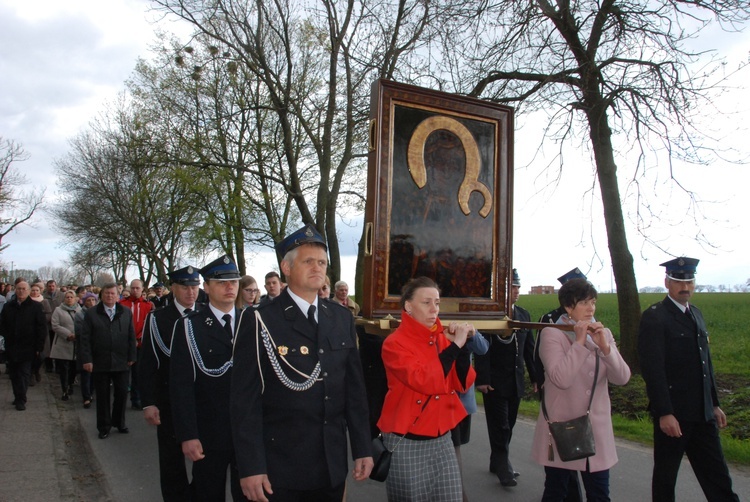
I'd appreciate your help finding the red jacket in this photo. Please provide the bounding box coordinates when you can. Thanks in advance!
[377,313,475,437]
[119,295,153,347]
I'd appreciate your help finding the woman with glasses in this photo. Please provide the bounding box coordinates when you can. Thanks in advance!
[237,275,260,310]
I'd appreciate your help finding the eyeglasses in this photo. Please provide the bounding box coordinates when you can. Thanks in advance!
[244,288,260,294]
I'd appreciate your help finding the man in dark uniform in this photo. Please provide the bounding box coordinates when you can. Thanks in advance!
[170,255,243,501]
[140,265,201,502]
[151,282,168,309]
[638,257,739,501]
[231,224,373,502]
[533,267,586,502]
[476,269,537,487]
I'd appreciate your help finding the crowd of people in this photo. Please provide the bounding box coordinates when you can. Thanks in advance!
[0,240,741,501]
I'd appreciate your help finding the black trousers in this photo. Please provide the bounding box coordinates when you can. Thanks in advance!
[190,448,243,501]
[155,407,190,502]
[483,390,520,479]
[652,420,739,502]
[56,359,76,393]
[7,360,32,404]
[93,370,129,432]
[269,482,346,502]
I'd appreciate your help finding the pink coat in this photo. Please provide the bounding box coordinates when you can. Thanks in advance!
[531,326,631,472]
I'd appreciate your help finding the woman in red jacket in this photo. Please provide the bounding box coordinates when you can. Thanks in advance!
[377,277,476,501]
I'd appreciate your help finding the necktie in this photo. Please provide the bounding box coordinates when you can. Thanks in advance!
[222,314,233,339]
[184,308,192,315]
[107,308,115,321]
[307,305,318,329]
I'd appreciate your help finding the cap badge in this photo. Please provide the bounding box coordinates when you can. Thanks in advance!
[223,256,230,264]
[278,345,289,356]
[678,258,685,266]
[187,266,193,274]
[305,227,314,237]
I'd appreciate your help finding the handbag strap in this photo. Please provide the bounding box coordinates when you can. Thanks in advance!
[381,395,433,452]
[542,352,599,423]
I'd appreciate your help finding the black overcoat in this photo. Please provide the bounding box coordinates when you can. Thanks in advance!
[231,288,371,490]
[0,297,46,362]
[79,303,136,372]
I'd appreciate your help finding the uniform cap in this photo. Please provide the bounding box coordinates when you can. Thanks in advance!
[660,257,699,281]
[167,266,201,286]
[275,223,327,258]
[200,255,241,281]
[511,268,521,287]
[557,267,587,285]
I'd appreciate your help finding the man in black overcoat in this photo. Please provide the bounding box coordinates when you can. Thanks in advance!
[139,265,201,502]
[79,282,136,438]
[475,269,537,487]
[638,257,739,501]
[231,224,373,502]
[170,256,243,501]
[0,281,46,410]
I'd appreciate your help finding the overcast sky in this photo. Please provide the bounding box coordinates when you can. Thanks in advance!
[1,0,749,294]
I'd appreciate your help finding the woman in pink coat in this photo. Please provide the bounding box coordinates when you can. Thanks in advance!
[532,278,631,501]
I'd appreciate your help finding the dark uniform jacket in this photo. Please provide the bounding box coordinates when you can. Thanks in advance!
[231,288,371,491]
[170,307,236,451]
[0,297,46,362]
[79,303,136,372]
[638,297,718,423]
[475,304,537,396]
[139,303,199,410]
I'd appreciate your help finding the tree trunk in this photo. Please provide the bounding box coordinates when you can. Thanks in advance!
[587,104,641,371]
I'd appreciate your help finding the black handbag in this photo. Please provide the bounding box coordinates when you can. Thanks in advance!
[370,434,395,482]
[370,396,432,482]
[542,353,599,462]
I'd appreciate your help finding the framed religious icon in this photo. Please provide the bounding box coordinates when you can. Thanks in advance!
[362,79,514,319]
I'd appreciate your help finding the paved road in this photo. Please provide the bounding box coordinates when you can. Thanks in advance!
[75,390,750,501]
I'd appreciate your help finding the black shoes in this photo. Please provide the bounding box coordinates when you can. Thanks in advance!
[98,430,110,439]
[83,400,91,409]
[117,427,129,434]
[62,393,69,401]
[15,403,26,411]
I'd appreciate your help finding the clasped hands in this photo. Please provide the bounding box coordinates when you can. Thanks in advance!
[572,320,611,356]
[445,321,475,348]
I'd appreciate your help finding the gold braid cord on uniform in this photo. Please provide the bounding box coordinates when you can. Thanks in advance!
[254,310,322,393]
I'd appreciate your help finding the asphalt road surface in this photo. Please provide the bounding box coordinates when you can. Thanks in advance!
[76,394,750,501]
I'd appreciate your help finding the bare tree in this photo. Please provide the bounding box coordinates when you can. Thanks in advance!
[55,99,201,283]
[0,138,45,252]
[434,0,750,368]
[149,0,432,282]
[127,36,291,273]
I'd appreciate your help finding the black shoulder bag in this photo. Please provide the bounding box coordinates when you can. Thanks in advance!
[542,353,599,462]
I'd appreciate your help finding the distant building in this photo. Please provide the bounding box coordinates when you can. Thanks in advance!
[530,285,556,295]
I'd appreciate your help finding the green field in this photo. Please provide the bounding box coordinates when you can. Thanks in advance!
[510,292,750,465]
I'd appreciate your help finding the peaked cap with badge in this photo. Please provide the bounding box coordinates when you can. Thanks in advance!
[511,268,521,286]
[275,223,327,260]
[200,254,241,281]
[660,256,699,282]
[557,267,587,285]
[168,265,201,286]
